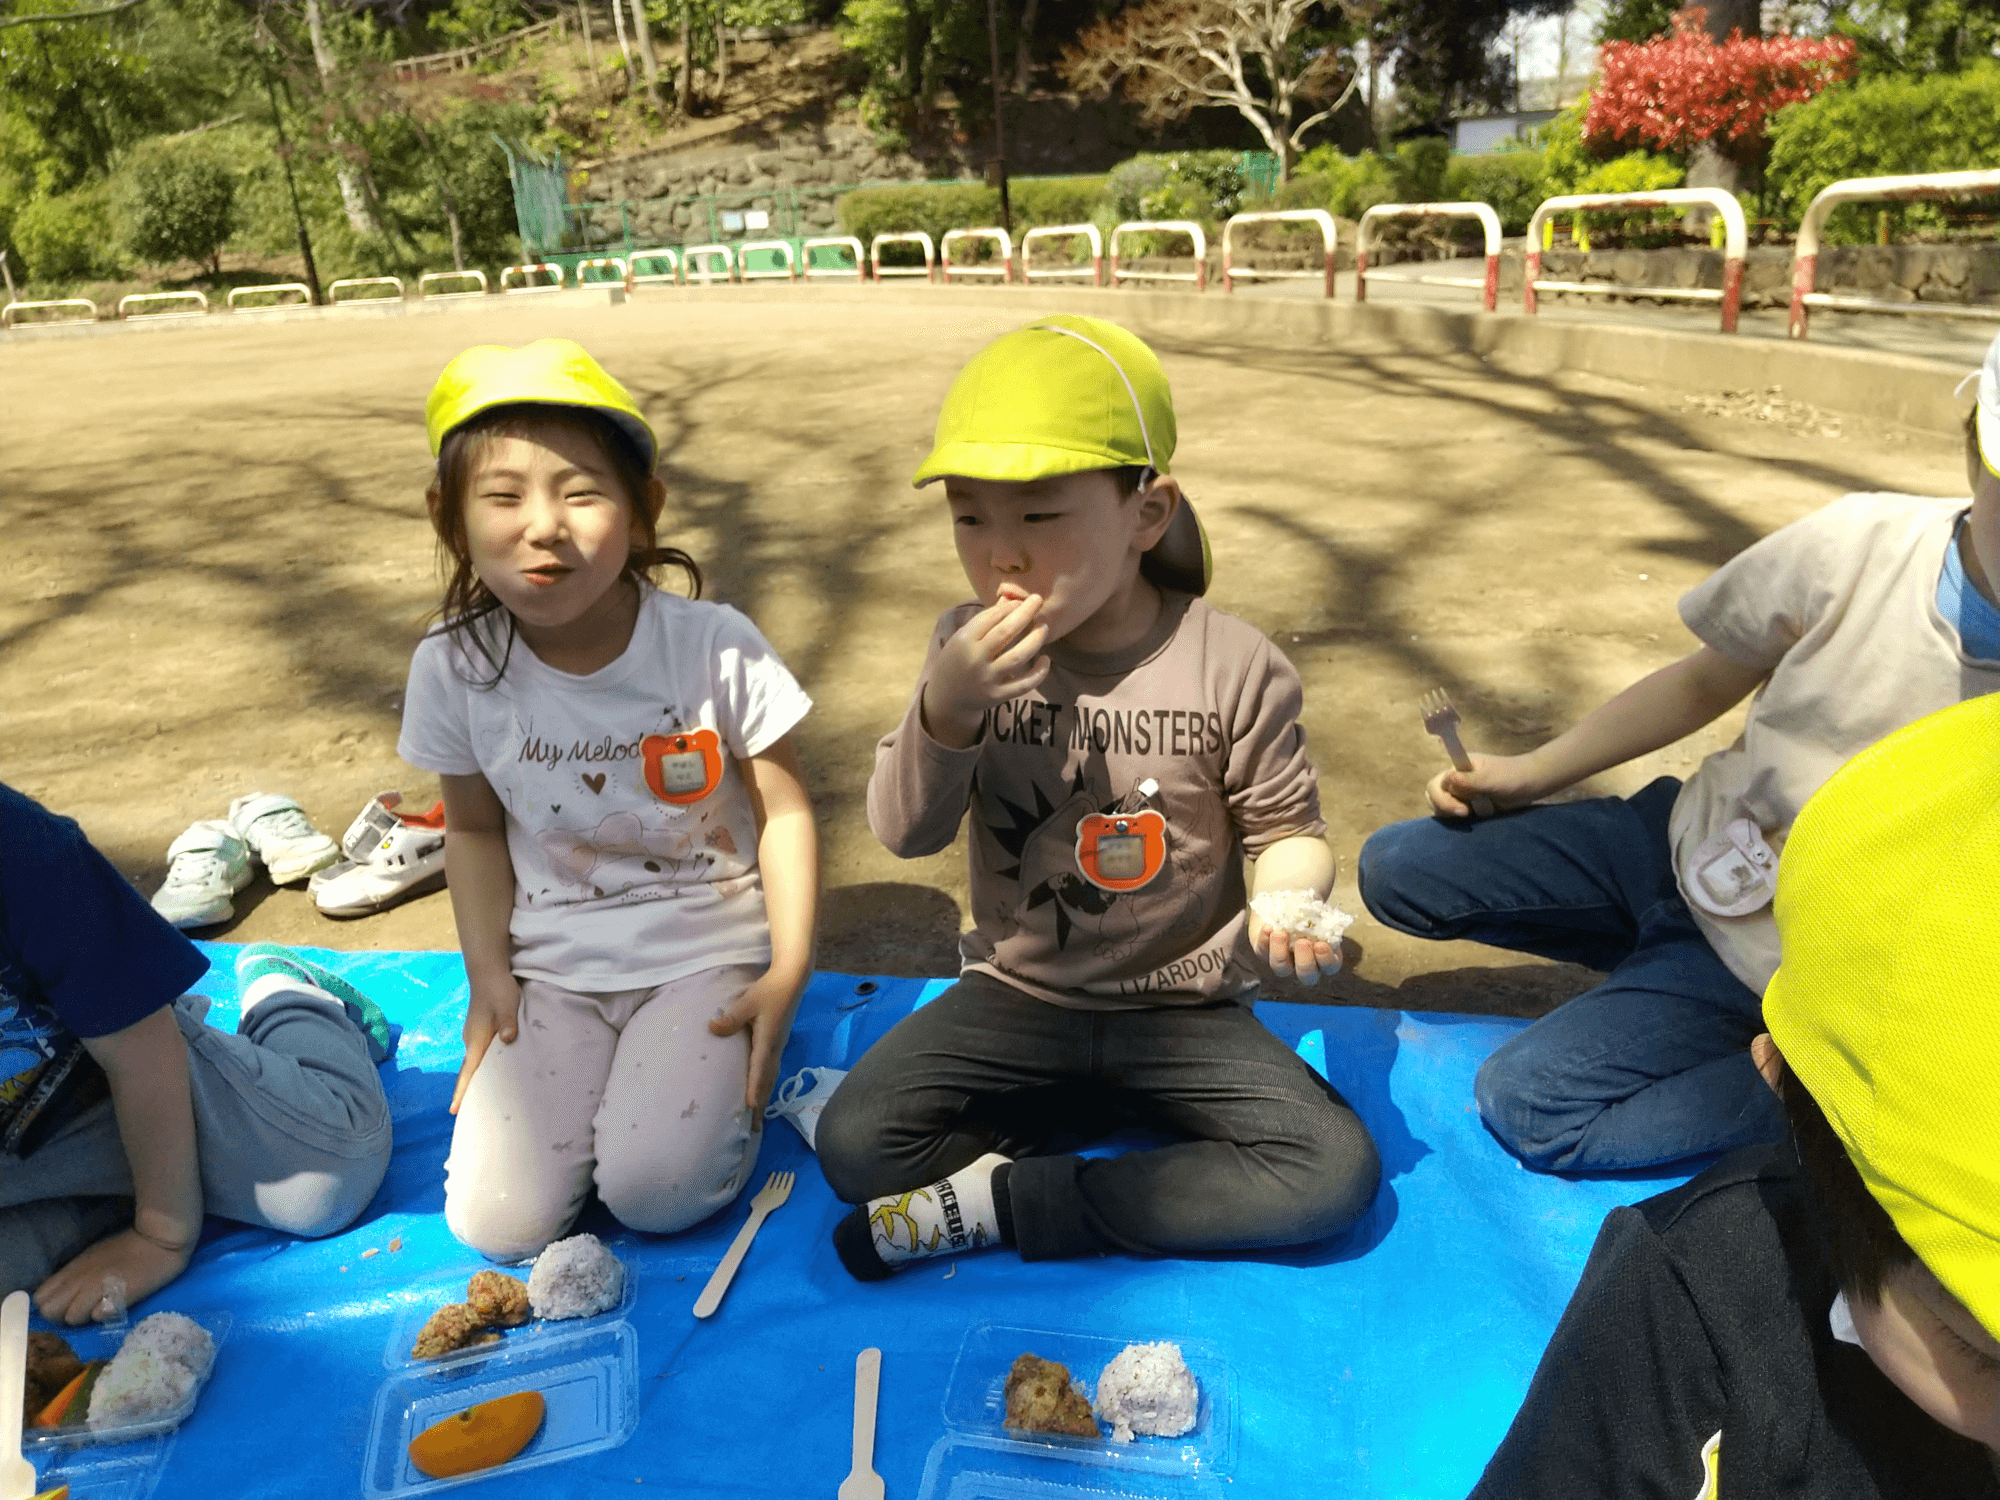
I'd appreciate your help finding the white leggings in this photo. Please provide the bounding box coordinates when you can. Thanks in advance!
[444,964,761,1259]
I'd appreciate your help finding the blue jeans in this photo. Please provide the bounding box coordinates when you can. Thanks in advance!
[1358,778,1784,1173]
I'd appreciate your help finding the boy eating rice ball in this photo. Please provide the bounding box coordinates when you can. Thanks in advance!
[815,315,1382,1278]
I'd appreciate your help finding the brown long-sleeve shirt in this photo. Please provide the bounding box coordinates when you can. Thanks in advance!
[868,592,1325,1008]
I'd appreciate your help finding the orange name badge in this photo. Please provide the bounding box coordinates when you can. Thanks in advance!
[1074,809,1168,893]
[640,728,724,805]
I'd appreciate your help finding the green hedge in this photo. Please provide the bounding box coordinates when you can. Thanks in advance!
[837,176,1107,262]
[1767,66,2000,242]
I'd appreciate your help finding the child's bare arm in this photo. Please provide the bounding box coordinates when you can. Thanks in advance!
[440,772,520,1114]
[1246,833,1341,986]
[1431,646,1769,817]
[38,1006,202,1323]
[710,735,819,1114]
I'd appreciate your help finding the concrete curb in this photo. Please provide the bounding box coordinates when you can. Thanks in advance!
[4,278,1968,439]
[0,284,626,341]
[676,282,1966,438]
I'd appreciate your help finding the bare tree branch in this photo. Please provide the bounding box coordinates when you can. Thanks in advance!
[1059,0,1360,180]
[0,0,151,30]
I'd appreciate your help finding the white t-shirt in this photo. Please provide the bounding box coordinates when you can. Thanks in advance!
[1670,492,2000,992]
[398,587,813,990]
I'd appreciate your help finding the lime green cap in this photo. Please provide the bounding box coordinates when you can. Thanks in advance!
[425,338,657,470]
[912,315,1176,487]
[1765,694,2000,1335]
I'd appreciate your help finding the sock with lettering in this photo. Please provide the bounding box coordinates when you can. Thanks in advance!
[833,1153,1011,1282]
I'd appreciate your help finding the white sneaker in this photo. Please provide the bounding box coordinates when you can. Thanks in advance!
[151,820,253,929]
[314,813,447,918]
[228,793,340,885]
[308,791,411,894]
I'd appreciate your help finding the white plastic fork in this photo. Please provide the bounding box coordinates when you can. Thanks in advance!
[692,1170,795,1318]
[1419,689,1496,817]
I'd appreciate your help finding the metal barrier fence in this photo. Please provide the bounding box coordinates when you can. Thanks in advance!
[1109,220,1207,293]
[871,232,935,281]
[501,262,566,293]
[941,228,1014,284]
[328,277,404,304]
[2,298,98,328]
[574,257,630,288]
[802,236,866,280]
[1021,224,1103,286]
[1788,169,2000,339]
[418,269,489,299]
[630,249,681,286]
[1356,203,1503,312]
[119,291,208,319]
[1526,189,1747,332]
[684,244,736,284]
[227,283,312,311]
[1222,210,1337,297]
[739,240,798,282]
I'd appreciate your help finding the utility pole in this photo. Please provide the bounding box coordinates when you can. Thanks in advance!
[986,0,1010,232]
[259,53,323,303]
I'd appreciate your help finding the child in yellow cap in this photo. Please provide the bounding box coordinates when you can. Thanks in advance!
[1359,329,2000,1175]
[816,315,1381,1278]
[398,339,818,1259]
[1471,694,2000,1498]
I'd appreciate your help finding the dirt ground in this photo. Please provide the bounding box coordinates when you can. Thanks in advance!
[0,292,1967,1018]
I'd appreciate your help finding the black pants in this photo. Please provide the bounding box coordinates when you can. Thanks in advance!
[815,972,1382,1261]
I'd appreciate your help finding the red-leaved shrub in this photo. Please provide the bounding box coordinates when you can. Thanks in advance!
[1585,7,1856,166]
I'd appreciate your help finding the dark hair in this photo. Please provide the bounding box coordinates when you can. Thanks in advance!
[1112,464,1158,496]
[1779,1058,1916,1307]
[1968,403,1985,493]
[426,403,701,685]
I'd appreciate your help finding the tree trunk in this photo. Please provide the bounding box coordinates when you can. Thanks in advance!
[577,0,598,82]
[1700,0,1759,40]
[715,14,728,96]
[1014,0,1037,91]
[627,0,663,110]
[678,7,693,113]
[303,0,382,237]
[610,0,635,85]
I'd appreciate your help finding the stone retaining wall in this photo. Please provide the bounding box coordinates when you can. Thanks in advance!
[1517,242,2000,309]
[578,125,930,243]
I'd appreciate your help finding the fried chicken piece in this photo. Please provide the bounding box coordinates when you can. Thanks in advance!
[466,1270,531,1328]
[410,1303,496,1360]
[1003,1353,1100,1438]
[24,1332,84,1422]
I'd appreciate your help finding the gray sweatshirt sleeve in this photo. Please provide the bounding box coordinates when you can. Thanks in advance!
[867,608,986,859]
[1223,635,1324,856]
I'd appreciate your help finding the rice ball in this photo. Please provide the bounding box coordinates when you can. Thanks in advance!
[87,1348,196,1430]
[1249,890,1355,946]
[1094,1342,1200,1444]
[86,1313,215,1430]
[527,1233,625,1321]
[121,1312,215,1376]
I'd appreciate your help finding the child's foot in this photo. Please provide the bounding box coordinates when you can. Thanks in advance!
[833,1153,1010,1282]
[235,943,396,1064]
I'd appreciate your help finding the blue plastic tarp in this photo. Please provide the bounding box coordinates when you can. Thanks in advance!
[28,946,1694,1499]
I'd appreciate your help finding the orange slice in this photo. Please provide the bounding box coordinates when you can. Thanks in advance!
[407,1390,546,1478]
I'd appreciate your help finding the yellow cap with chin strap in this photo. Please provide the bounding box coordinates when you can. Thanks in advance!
[913,314,1211,596]
[1763,693,2000,1336]
[425,339,658,471]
